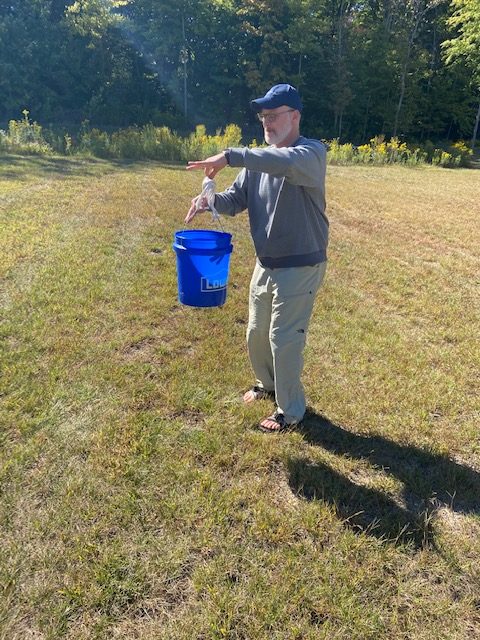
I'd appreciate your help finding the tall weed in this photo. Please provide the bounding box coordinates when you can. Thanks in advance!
[180,124,242,161]
[0,110,51,154]
[0,111,473,168]
[326,135,471,168]
[327,136,427,166]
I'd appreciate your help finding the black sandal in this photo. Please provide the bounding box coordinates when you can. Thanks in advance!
[244,385,275,402]
[258,411,296,433]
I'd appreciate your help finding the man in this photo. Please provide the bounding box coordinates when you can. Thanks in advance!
[185,83,328,433]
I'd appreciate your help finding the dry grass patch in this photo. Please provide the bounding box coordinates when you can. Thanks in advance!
[0,156,479,639]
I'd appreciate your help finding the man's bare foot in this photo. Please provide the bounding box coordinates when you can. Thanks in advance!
[243,386,275,404]
[258,412,296,433]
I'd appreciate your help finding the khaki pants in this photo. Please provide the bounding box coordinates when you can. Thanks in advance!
[247,261,327,424]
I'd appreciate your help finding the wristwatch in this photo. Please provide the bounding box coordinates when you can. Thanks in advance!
[224,148,231,166]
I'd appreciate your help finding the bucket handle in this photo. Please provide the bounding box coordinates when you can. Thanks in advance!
[178,213,226,248]
[181,178,225,245]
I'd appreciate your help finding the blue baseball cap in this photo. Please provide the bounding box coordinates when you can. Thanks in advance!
[251,83,303,112]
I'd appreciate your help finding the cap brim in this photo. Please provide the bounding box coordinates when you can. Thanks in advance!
[250,96,287,112]
[251,98,303,113]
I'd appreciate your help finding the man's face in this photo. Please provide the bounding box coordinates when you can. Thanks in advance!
[258,107,296,146]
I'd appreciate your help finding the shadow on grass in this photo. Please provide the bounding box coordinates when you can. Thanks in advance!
[0,153,185,180]
[287,410,480,548]
[0,153,102,176]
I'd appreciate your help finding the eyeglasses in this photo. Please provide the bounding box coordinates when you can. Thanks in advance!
[257,109,295,123]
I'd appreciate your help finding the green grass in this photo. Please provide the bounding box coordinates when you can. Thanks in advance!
[1,153,479,639]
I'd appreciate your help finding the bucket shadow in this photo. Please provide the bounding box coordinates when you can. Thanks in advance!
[287,410,480,547]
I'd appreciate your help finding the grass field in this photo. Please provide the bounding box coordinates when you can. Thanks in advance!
[1,154,479,639]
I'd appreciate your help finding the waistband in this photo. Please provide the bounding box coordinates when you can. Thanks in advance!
[257,249,327,269]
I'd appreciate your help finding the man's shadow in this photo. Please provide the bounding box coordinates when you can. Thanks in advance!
[287,410,480,548]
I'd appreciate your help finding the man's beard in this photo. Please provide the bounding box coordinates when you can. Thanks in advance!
[264,120,292,146]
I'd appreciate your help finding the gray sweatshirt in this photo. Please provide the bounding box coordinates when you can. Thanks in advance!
[214,136,328,268]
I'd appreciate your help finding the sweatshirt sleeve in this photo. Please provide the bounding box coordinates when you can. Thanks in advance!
[227,142,326,189]
[213,168,248,216]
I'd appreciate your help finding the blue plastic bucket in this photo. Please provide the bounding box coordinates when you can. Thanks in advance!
[173,229,233,307]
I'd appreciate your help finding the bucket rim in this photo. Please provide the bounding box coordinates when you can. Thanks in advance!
[174,229,232,240]
[173,242,233,255]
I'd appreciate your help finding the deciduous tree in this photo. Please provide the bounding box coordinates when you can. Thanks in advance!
[442,0,480,147]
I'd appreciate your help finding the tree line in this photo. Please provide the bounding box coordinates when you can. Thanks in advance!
[0,0,479,146]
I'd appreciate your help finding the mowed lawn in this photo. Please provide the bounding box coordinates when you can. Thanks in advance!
[0,154,479,640]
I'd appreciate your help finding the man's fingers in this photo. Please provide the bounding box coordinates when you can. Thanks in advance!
[186,161,215,174]
[184,154,224,220]
[184,205,196,223]
[205,167,217,179]
[186,153,226,175]
[185,194,210,223]
[186,161,205,171]
[184,197,198,223]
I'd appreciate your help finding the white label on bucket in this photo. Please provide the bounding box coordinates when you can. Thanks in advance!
[201,276,227,292]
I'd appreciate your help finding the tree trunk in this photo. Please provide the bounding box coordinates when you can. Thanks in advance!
[393,61,407,138]
[182,13,188,118]
[392,0,427,138]
[362,93,371,142]
[471,100,480,150]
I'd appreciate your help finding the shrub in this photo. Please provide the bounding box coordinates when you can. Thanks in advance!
[0,112,473,169]
[179,123,243,161]
[325,136,462,167]
[356,143,373,164]
[405,147,428,166]
[431,149,461,168]
[77,125,111,157]
[221,124,242,149]
[73,122,241,161]
[152,126,183,161]
[449,140,472,167]
[327,139,356,165]
[2,110,52,154]
[0,129,7,151]
[110,127,144,159]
